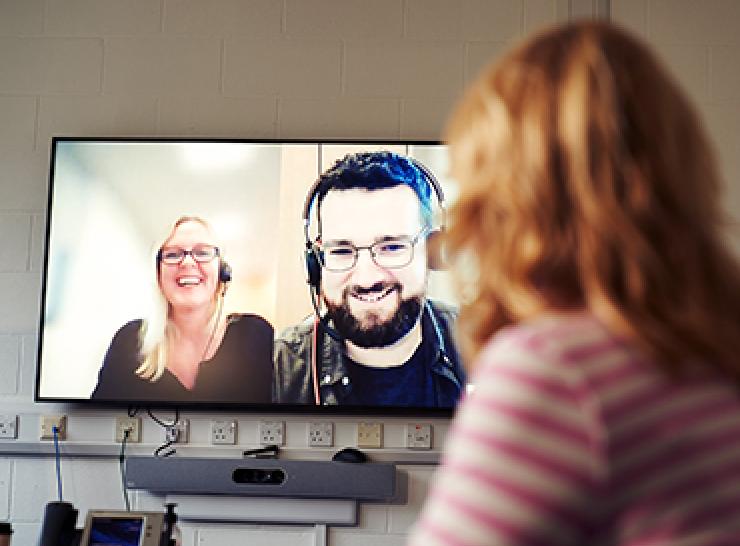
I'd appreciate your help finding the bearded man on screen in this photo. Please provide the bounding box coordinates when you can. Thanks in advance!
[273,151,465,408]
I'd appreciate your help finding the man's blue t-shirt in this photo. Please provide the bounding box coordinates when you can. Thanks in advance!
[341,341,437,407]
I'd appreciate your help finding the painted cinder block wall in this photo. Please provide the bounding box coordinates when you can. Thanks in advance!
[1,1,739,544]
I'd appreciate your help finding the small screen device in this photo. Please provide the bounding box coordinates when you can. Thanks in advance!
[79,511,165,546]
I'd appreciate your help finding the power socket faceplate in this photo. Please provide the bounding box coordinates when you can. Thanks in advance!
[40,415,67,440]
[164,419,189,443]
[259,421,284,446]
[357,422,382,449]
[308,422,333,447]
[0,415,18,439]
[211,420,237,445]
[115,416,142,443]
[406,423,432,449]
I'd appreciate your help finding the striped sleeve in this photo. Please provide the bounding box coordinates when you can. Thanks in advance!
[408,327,607,546]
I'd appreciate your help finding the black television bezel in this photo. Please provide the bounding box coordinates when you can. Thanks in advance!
[35,136,457,417]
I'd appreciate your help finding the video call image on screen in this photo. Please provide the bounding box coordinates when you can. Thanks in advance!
[36,139,460,410]
[88,517,143,546]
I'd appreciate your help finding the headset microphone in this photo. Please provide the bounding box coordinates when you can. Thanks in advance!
[318,318,342,342]
[308,285,342,342]
[308,284,340,405]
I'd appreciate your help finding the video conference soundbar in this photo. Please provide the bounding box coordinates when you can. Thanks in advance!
[125,457,398,501]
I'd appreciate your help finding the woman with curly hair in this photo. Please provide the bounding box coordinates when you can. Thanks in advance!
[410,21,740,546]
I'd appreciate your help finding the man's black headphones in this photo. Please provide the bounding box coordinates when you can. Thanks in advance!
[301,155,446,291]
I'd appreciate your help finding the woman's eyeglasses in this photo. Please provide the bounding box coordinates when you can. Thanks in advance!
[158,245,220,265]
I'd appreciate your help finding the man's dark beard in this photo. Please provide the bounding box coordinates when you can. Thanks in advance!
[324,282,423,348]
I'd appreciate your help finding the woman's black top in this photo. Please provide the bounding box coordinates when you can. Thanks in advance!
[91,314,273,404]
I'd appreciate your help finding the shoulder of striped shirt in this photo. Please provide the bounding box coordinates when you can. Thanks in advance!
[479,313,611,364]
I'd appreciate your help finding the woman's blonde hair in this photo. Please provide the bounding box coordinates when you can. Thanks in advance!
[446,21,740,379]
[135,216,225,381]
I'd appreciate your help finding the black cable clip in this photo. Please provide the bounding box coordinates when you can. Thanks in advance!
[242,444,279,459]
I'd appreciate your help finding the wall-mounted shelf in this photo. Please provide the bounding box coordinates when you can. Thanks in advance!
[0,441,441,464]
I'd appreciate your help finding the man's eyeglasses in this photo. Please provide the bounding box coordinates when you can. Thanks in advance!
[317,227,430,272]
[158,245,220,265]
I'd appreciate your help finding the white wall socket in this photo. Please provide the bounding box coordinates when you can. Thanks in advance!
[164,419,189,443]
[115,416,141,443]
[0,415,18,439]
[211,420,237,445]
[259,421,284,446]
[308,422,333,447]
[406,423,433,449]
[40,415,67,440]
[357,422,383,449]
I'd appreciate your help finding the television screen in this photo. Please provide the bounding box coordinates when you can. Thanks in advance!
[36,138,464,414]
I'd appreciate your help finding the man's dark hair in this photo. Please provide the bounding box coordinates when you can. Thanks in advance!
[315,151,434,231]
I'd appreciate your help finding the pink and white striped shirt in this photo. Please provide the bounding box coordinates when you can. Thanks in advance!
[408,313,740,546]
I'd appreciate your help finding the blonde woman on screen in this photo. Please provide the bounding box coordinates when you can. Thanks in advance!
[409,21,740,546]
[92,216,273,403]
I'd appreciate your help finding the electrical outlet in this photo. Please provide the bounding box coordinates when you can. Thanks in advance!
[40,415,67,440]
[357,422,382,449]
[308,422,333,447]
[259,421,284,446]
[115,416,141,443]
[211,420,237,445]
[0,415,18,439]
[164,419,189,444]
[406,423,432,449]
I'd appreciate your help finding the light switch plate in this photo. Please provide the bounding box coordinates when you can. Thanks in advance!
[357,422,382,449]
[0,415,18,439]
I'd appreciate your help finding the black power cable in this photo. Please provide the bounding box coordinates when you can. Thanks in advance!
[119,429,131,511]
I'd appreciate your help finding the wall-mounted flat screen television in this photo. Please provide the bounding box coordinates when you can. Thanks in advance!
[35,138,465,415]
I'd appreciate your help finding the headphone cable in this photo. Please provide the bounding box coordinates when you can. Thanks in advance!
[201,292,225,363]
[198,288,226,364]
[149,408,180,458]
[119,429,131,511]
[312,315,320,405]
[52,426,63,502]
[309,286,323,405]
